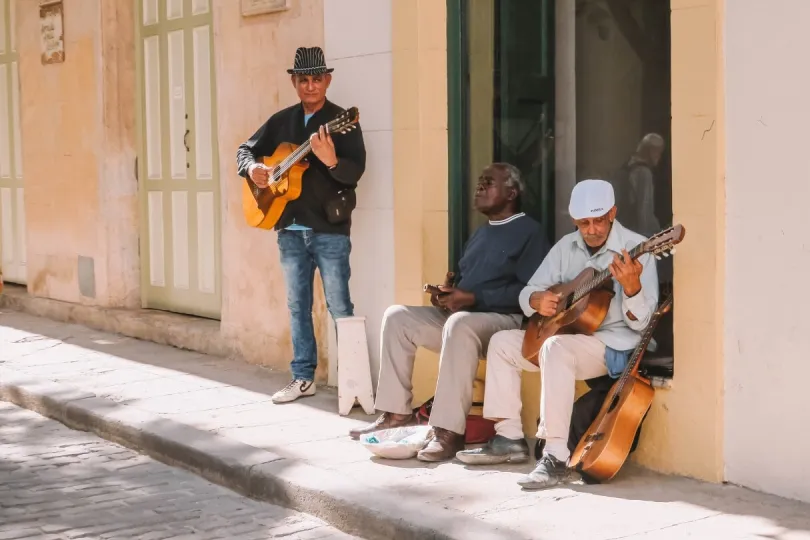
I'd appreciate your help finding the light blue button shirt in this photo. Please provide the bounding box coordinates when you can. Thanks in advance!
[518,220,659,377]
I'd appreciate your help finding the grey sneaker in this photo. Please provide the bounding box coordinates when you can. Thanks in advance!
[456,435,530,465]
[517,454,569,490]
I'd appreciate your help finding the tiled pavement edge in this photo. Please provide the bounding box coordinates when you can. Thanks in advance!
[0,401,361,539]
[0,366,488,540]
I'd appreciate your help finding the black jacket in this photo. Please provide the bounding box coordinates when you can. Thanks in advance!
[236,100,366,236]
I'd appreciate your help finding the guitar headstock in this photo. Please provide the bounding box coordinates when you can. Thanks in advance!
[641,224,685,260]
[325,107,360,135]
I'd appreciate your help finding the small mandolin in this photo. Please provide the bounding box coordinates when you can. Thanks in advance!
[567,292,673,483]
[521,224,685,365]
[423,271,455,297]
[241,107,360,229]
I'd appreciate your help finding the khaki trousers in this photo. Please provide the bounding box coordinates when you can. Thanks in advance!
[482,330,607,458]
[374,305,522,435]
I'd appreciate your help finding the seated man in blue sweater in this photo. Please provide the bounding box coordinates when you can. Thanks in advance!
[349,163,551,461]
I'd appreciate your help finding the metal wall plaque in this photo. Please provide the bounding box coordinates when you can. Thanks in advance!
[241,0,291,17]
[40,0,65,64]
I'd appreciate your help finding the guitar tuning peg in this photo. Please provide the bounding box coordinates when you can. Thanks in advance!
[662,252,669,258]
[655,255,662,260]
[670,248,676,255]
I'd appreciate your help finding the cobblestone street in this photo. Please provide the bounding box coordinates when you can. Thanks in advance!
[0,402,360,540]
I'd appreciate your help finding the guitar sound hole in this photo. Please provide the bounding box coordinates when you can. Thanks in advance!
[606,394,620,414]
[563,293,574,311]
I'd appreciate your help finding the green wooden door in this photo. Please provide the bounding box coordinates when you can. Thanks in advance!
[447,0,556,265]
[136,0,221,319]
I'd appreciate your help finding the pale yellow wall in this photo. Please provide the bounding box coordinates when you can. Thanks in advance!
[17,0,139,307]
[392,0,450,403]
[212,1,332,378]
[629,0,725,481]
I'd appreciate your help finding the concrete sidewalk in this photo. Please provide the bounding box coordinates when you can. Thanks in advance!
[1,308,810,540]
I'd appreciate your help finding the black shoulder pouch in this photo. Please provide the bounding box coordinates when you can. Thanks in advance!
[324,189,356,224]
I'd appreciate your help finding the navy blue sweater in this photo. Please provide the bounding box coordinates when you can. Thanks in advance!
[455,213,551,314]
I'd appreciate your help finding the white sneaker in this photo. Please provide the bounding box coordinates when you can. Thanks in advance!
[271,379,316,404]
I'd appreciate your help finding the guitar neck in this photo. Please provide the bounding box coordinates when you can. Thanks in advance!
[572,242,645,304]
[622,302,665,377]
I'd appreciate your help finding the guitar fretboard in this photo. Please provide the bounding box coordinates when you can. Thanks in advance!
[612,294,672,394]
[268,117,347,189]
[270,140,313,185]
[571,242,645,305]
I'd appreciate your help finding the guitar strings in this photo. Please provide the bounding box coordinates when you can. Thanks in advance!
[266,116,350,189]
[571,243,646,304]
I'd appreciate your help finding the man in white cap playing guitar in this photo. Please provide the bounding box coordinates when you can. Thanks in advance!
[457,179,659,490]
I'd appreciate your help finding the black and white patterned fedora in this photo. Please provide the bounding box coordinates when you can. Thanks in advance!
[286,47,334,75]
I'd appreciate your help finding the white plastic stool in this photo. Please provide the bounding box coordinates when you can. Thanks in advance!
[334,316,375,416]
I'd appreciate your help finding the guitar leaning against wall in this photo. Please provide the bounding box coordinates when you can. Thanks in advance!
[567,292,674,483]
[241,107,360,230]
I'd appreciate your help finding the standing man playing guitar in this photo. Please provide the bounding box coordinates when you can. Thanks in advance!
[236,47,366,404]
[457,179,659,490]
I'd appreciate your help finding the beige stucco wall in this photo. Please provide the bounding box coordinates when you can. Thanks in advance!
[17,0,139,308]
[13,0,381,380]
[723,0,810,502]
[212,0,331,376]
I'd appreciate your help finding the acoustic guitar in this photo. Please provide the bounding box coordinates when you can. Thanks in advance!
[241,107,360,229]
[521,224,685,364]
[568,292,673,483]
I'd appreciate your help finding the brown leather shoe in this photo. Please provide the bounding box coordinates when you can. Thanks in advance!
[349,412,416,440]
[416,427,465,462]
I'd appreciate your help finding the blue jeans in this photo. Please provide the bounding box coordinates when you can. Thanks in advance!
[277,230,354,381]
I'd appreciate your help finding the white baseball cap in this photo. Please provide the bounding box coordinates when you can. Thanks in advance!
[568,179,615,220]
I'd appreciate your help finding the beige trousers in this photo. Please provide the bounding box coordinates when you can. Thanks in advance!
[374,305,522,435]
[482,330,607,458]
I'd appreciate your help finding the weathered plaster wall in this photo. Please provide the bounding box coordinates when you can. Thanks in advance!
[724,0,810,502]
[17,0,139,307]
[212,1,330,376]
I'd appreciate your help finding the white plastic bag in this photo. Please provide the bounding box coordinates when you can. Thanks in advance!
[359,425,433,460]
